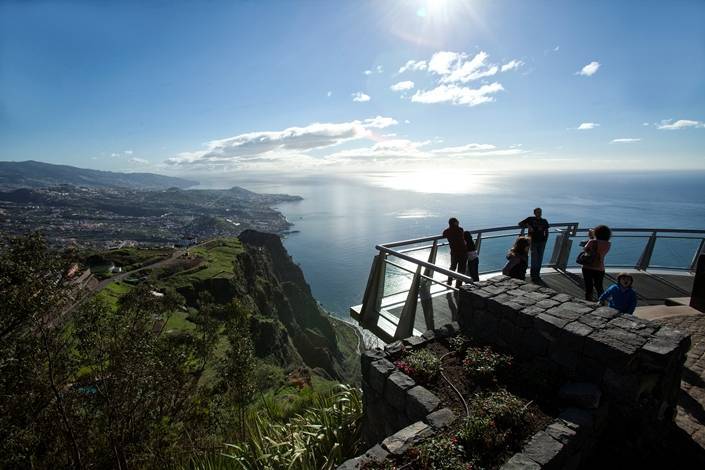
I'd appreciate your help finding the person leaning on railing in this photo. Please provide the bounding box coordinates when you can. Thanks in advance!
[580,225,612,301]
[442,217,468,287]
[518,207,549,283]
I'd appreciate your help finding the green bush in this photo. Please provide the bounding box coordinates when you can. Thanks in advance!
[415,435,470,470]
[462,346,512,383]
[394,349,441,383]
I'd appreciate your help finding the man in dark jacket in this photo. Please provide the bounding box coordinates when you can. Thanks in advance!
[442,217,467,287]
[518,208,549,283]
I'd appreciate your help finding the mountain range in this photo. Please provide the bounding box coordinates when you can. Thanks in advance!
[0,160,197,190]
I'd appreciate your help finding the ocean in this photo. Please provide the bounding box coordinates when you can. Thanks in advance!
[203,171,705,319]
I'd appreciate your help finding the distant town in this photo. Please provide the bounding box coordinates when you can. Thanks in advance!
[0,183,301,249]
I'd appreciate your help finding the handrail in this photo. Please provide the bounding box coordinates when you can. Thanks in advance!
[380,222,580,248]
[355,223,705,341]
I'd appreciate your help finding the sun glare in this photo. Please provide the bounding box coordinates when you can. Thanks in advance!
[363,169,496,195]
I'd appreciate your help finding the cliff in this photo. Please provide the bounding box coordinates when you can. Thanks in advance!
[234,230,355,381]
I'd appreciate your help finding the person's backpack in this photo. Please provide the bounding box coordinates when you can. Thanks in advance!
[576,241,598,265]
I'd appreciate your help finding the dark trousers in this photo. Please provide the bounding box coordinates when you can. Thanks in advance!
[448,253,468,287]
[530,239,546,280]
[582,268,605,301]
[466,257,479,282]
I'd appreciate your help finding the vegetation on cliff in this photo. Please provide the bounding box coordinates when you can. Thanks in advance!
[0,232,361,468]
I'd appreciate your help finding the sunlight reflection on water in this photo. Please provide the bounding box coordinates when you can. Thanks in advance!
[361,169,499,194]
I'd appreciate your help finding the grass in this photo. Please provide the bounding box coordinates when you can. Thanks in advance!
[96,281,133,310]
[164,310,197,332]
[168,239,244,287]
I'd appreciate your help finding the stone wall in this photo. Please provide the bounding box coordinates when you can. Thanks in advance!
[359,324,461,445]
[459,275,690,439]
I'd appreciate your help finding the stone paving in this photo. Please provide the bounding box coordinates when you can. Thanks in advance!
[654,314,705,450]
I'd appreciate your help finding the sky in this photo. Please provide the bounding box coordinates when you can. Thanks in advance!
[1,0,705,178]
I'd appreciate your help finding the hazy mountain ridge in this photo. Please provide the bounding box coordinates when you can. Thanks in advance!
[0,160,198,190]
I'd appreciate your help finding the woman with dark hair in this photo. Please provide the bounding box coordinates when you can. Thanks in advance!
[581,224,612,301]
[502,236,530,281]
[464,231,480,282]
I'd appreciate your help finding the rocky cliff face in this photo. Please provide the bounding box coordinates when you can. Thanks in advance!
[234,230,352,381]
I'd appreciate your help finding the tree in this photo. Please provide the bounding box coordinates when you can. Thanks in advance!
[0,233,84,468]
[219,300,256,439]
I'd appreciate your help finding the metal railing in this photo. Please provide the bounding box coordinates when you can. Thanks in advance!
[354,224,705,341]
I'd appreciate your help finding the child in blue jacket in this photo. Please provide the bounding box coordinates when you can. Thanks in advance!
[599,273,638,314]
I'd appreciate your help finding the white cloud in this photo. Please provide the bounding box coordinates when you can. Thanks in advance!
[657,119,705,130]
[390,80,415,92]
[432,143,525,157]
[432,143,496,153]
[428,51,501,84]
[642,122,649,126]
[352,92,371,102]
[362,116,398,128]
[411,82,504,107]
[166,117,399,167]
[398,60,427,74]
[611,138,641,143]
[129,157,149,164]
[404,119,411,124]
[327,91,332,97]
[577,122,599,130]
[577,61,600,76]
[110,152,120,157]
[500,60,524,72]
[363,65,383,75]
[554,46,560,52]
[124,149,134,155]
[327,139,430,161]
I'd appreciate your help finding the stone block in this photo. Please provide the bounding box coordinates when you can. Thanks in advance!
[550,347,579,375]
[522,330,550,356]
[472,309,499,340]
[552,293,573,303]
[361,348,385,377]
[385,371,415,411]
[607,315,657,337]
[591,306,619,320]
[602,368,641,402]
[403,336,425,349]
[574,356,606,383]
[447,321,461,336]
[501,453,541,470]
[559,407,594,430]
[406,386,441,421]
[584,328,644,368]
[498,319,522,348]
[336,457,361,469]
[545,306,583,323]
[559,382,602,409]
[424,407,456,429]
[560,302,594,315]
[577,313,608,329]
[384,340,405,357]
[536,313,569,341]
[381,421,433,455]
[434,324,451,338]
[535,298,561,309]
[525,292,551,302]
[369,359,395,394]
[421,329,436,341]
[363,444,389,463]
[519,283,543,292]
[522,430,565,467]
[545,420,577,444]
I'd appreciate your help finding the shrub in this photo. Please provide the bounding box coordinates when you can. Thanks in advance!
[394,349,441,383]
[415,435,472,470]
[462,346,512,382]
[448,335,470,354]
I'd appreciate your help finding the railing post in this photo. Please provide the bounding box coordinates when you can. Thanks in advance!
[474,232,482,255]
[551,225,575,271]
[396,241,438,339]
[635,231,658,271]
[360,253,386,329]
[690,238,705,272]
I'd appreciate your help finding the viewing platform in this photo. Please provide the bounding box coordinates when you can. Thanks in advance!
[350,223,705,452]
